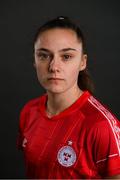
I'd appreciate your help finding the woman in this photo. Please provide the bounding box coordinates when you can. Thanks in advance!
[17,16,120,179]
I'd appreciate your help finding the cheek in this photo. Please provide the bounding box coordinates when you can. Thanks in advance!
[35,64,47,81]
[66,65,80,80]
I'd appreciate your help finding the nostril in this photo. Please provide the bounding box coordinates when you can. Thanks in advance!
[49,60,59,70]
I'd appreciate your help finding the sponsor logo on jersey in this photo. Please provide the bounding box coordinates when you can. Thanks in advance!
[22,137,27,147]
[57,145,76,167]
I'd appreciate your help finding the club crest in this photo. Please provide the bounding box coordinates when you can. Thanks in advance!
[57,145,76,167]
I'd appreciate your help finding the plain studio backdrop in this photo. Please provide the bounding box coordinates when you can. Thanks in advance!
[0,0,120,178]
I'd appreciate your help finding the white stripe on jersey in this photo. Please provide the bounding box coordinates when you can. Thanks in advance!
[88,96,120,156]
[96,153,118,164]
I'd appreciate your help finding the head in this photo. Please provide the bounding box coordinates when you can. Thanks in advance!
[33,16,94,94]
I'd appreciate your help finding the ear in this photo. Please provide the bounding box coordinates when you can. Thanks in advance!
[79,54,87,71]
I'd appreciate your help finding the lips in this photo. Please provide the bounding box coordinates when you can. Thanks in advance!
[48,77,64,80]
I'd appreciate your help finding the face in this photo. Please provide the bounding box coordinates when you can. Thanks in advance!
[34,28,87,94]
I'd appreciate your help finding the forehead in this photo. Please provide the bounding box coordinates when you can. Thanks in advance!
[34,28,82,51]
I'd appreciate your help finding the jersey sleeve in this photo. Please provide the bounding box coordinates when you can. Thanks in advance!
[93,118,120,177]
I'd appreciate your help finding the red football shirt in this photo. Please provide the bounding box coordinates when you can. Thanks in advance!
[17,91,120,179]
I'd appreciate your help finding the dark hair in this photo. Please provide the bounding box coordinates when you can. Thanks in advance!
[34,16,94,94]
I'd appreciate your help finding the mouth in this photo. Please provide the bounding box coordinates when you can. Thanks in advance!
[48,78,64,81]
[48,78,64,80]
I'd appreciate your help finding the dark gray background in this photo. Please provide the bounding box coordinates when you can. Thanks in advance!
[0,0,120,178]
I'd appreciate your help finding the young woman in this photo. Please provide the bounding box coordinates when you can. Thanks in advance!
[17,16,120,179]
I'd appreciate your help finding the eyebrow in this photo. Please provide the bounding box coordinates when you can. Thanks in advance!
[35,48,78,53]
[59,48,77,52]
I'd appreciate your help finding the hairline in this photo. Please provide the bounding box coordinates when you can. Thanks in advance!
[34,27,82,44]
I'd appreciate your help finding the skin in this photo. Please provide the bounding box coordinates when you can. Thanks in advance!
[34,28,120,179]
[34,28,87,117]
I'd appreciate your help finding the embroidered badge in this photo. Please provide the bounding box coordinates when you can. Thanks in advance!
[57,146,76,167]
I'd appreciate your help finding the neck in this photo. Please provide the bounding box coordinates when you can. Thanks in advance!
[46,84,83,118]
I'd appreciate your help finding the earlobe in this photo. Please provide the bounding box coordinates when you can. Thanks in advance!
[79,54,87,71]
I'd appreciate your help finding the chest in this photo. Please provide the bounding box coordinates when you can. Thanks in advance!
[22,112,99,178]
[23,111,85,161]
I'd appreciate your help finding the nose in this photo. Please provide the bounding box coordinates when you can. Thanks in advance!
[48,57,60,73]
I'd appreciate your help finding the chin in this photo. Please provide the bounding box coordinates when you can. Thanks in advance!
[47,89,65,94]
[46,86,66,94]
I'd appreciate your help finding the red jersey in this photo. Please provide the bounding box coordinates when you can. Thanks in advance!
[17,91,120,179]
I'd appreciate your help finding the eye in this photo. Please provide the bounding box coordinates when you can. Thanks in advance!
[36,52,51,61]
[62,54,72,61]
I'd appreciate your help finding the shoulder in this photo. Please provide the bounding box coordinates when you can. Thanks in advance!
[82,94,119,125]
[82,95,120,163]
[82,94,120,149]
[19,94,47,129]
[20,93,47,114]
[80,93,120,143]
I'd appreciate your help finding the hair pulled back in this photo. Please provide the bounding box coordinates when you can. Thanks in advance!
[34,16,94,94]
